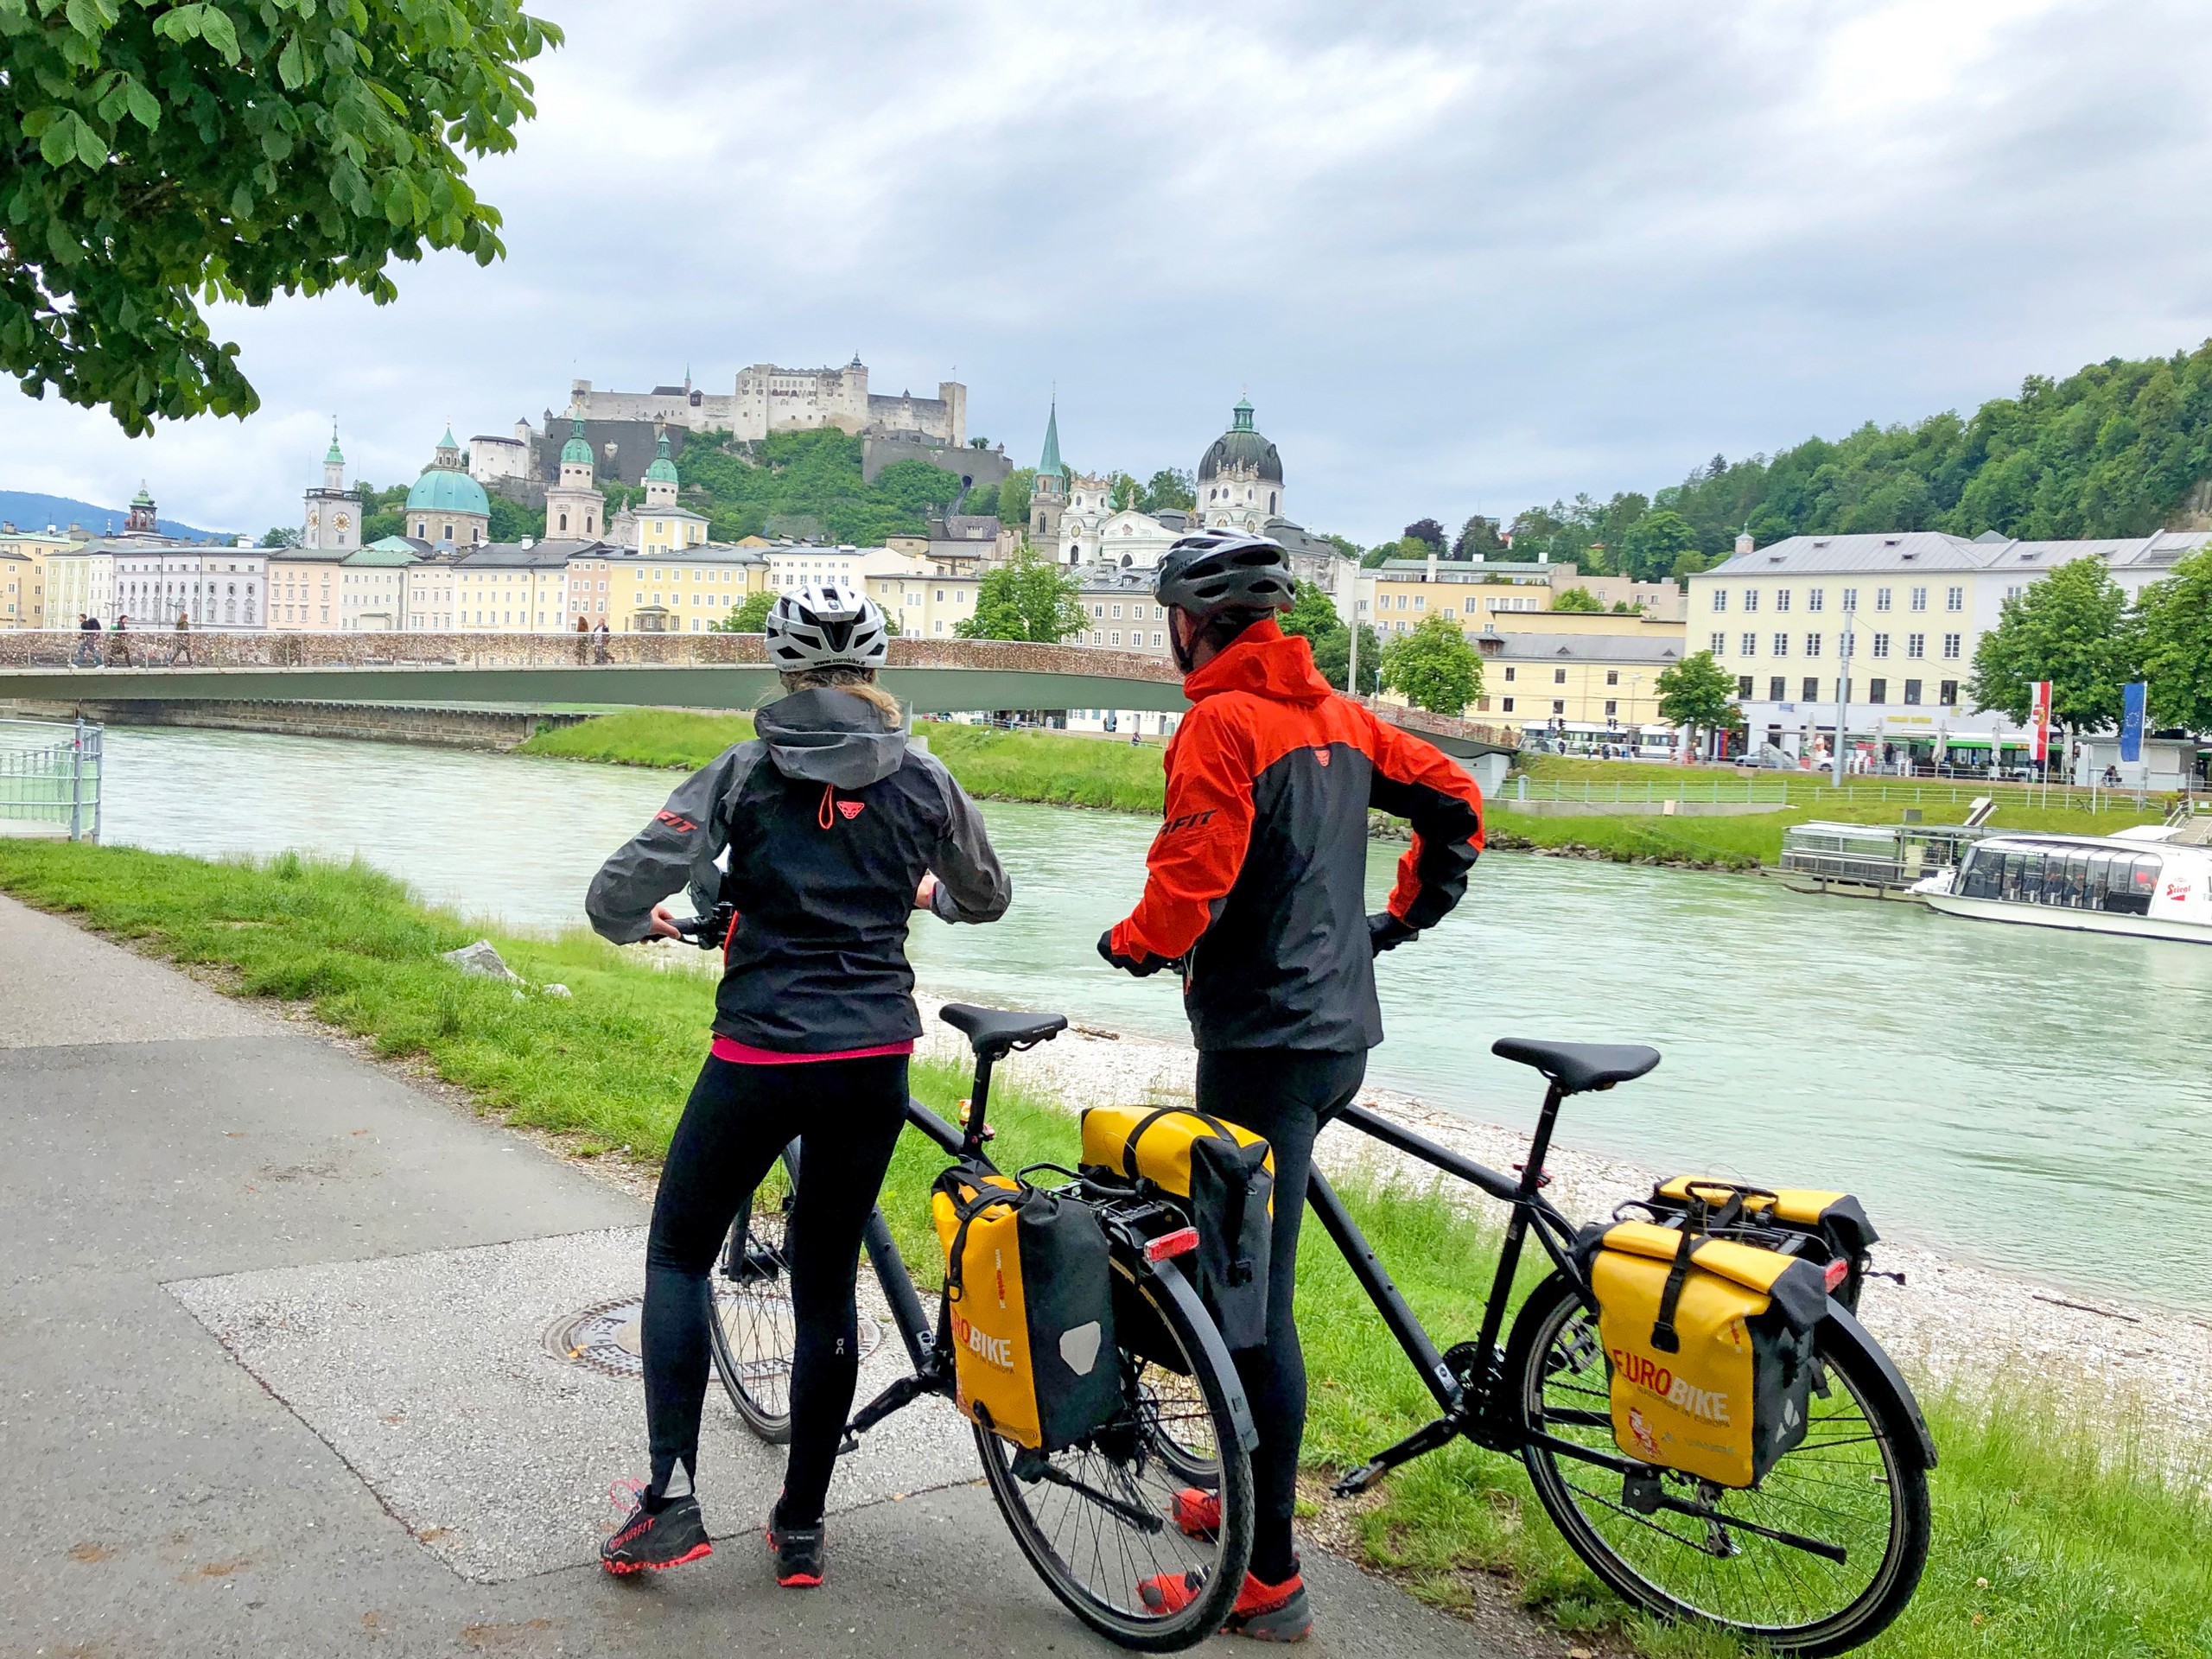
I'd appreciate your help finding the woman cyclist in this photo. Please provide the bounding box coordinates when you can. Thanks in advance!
[584,582,1011,1586]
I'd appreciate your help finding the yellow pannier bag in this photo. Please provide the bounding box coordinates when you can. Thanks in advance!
[931,1160,1118,1452]
[1583,1220,1833,1489]
[1080,1106,1274,1350]
[1649,1177,1878,1312]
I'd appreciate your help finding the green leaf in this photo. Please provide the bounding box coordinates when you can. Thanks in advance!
[276,35,304,88]
[123,77,161,130]
[229,183,254,221]
[37,116,79,167]
[156,3,203,41]
[75,115,108,169]
[196,5,238,61]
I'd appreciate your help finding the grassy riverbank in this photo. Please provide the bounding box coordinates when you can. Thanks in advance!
[4,839,2205,1657]
[526,708,2158,872]
[521,707,1170,813]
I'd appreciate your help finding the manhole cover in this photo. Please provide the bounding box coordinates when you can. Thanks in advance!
[544,1290,887,1378]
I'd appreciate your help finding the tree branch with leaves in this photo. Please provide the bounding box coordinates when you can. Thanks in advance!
[1,0,560,435]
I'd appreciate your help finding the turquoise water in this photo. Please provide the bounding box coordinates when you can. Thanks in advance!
[92,726,2212,1309]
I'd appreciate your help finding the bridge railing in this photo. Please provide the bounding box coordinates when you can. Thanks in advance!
[0,717,100,841]
[0,626,1186,684]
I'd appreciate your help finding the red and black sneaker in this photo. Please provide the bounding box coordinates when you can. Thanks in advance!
[1170,1486,1221,1540]
[766,1520,825,1588]
[1137,1566,1312,1643]
[601,1480,712,1575]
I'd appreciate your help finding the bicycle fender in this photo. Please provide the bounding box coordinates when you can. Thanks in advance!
[1145,1256,1259,1454]
[1821,1300,1937,1471]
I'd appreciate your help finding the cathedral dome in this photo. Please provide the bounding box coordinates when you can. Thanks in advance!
[561,413,593,467]
[406,467,490,516]
[1197,397,1281,483]
[644,430,679,483]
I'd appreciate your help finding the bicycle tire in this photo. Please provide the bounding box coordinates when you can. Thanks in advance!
[1507,1271,1931,1657]
[709,1144,800,1444]
[976,1262,1255,1652]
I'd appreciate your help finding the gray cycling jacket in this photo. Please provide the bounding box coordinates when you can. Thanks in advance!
[586,689,1011,1052]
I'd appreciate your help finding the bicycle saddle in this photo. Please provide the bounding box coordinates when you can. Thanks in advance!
[1491,1037,1660,1095]
[939,1003,1068,1057]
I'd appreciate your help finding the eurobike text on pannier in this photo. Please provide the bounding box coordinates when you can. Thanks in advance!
[1079,1106,1274,1351]
[931,1159,1120,1452]
[1579,1183,1841,1490]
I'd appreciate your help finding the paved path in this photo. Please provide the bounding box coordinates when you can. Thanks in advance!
[0,894,1523,1657]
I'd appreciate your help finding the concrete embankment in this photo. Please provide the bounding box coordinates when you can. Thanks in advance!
[1,696,594,751]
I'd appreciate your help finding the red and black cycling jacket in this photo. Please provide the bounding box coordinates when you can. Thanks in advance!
[1109,620,1484,1053]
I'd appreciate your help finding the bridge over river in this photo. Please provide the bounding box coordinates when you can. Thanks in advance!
[0,630,1518,765]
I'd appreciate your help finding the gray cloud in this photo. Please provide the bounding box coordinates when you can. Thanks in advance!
[5,0,2210,543]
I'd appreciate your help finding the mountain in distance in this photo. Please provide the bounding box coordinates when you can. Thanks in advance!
[0,488,235,543]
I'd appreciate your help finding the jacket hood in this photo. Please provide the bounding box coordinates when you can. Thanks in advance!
[1183,619,1334,706]
[754,687,912,788]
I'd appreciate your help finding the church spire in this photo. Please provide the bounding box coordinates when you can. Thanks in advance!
[1038,398,1064,480]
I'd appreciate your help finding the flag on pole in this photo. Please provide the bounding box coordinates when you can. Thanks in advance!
[2120,682,2146,764]
[2030,680,2052,763]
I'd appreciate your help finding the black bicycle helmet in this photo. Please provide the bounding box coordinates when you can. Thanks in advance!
[1154,532,1296,618]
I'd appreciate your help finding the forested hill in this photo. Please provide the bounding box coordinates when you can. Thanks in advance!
[1504,340,2212,581]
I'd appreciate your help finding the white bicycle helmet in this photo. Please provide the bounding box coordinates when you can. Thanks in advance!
[765,580,891,672]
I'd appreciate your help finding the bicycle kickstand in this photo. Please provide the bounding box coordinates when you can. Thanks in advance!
[1332,1414,1463,1497]
[845,1365,948,1443]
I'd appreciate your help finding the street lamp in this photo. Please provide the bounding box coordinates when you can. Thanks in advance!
[1831,615,1855,787]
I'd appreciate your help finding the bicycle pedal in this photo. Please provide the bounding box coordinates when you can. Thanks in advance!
[1331,1461,1386,1498]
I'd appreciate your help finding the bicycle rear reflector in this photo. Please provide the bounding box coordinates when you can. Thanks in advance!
[1142,1227,1199,1262]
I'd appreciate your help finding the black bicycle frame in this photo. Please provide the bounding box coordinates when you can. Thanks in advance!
[1310,1088,1605,1488]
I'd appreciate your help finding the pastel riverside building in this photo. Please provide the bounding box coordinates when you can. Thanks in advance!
[862,569,981,639]
[565,542,767,632]
[1689,528,2212,764]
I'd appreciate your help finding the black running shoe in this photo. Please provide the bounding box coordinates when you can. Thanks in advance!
[766,1520,825,1587]
[601,1480,712,1576]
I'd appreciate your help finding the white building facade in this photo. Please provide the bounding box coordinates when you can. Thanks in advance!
[1689,529,2211,764]
[114,545,265,628]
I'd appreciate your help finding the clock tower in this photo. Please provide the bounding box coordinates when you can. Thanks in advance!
[302,423,362,551]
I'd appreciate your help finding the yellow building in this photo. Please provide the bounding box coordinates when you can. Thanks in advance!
[864,569,982,639]
[0,526,79,627]
[1468,632,1683,735]
[1360,556,1685,640]
[567,543,768,632]
[266,549,350,630]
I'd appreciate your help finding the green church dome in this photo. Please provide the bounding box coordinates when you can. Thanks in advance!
[561,413,593,467]
[644,429,679,484]
[405,466,490,516]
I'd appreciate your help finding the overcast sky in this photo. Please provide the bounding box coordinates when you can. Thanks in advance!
[7,0,2212,543]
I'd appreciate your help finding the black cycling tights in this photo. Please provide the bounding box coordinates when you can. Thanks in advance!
[1194,1047,1368,1587]
[641,1052,909,1529]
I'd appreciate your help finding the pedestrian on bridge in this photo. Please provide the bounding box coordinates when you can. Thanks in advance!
[168,611,194,667]
[73,613,101,668]
[105,615,133,668]
[573,614,590,664]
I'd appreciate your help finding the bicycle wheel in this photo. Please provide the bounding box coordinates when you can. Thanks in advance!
[709,1145,799,1443]
[1508,1272,1930,1657]
[976,1265,1255,1652]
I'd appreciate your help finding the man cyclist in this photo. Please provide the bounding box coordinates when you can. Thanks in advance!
[585,582,1010,1586]
[1098,532,1483,1642]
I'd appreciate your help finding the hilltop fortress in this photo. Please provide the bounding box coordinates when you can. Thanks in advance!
[564,359,964,447]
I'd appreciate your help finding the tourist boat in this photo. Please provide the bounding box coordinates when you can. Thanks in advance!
[1910,831,2212,944]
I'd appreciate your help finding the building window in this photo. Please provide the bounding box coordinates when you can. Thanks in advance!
[1605,669,1619,686]
[1775,589,1791,613]
[1869,678,1888,704]
[1772,632,1789,657]
[1151,632,1162,646]
[1503,665,1516,682]
[1872,632,1891,658]
[1768,677,1785,701]
[1740,632,1757,656]
[1551,700,1565,715]
[1109,631,1122,645]
[1553,667,1567,683]
[1743,589,1759,613]
[1904,679,1923,705]
[1946,586,1963,612]
[1712,589,1726,612]
[1802,677,1819,700]
[1842,588,1858,612]
[1709,631,1726,653]
[1910,586,1928,612]
[1876,587,1892,612]
[1907,632,1925,658]
[1605,699,1618,716]
[1807,588,1824,613]
[1942,632,1961,658]
[1940,679,1959,704]
[1737,676,1754,699]
[1805,632,1822,657]
[1502,696,1516,713]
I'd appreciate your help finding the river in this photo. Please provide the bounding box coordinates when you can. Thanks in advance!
[85,725,2212,1313]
